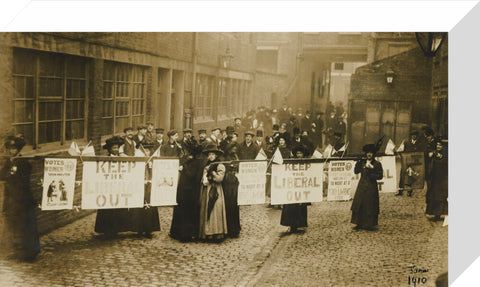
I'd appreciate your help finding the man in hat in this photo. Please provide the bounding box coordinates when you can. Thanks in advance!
[206,127,222,148]
[120,127,137,156]
[220,126,235,152]
[238,131,260,160]
[145,122,156,146]
[198,129,207,146]
[404,130,422,152]
[180,128,199,157]
[161,130,183,158]
[351,144,383,231]
[133,125,147,149]
[300,111,313,131]
[254,130,267,150]
[153,128,165,153]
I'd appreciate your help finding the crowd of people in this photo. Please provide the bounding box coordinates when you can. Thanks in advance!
[0,102,448,261]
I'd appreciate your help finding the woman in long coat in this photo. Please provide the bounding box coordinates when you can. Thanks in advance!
[280,144,309,233]
[130,144,161,238]
[198,144,228,242]
[426,138,448,221]
[221,143,241,238]
[170,156,203,242]
[1,136,40,261]
[94,136,131,237]
[351,144,383,231]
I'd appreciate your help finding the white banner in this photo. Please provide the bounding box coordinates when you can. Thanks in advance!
[271,162,324,205]
[42,158,77,210]
[327,160,356,201]
[351,156,397,193]
[151,159,179,206]
[81,160,145,209]
[237,161,267,205]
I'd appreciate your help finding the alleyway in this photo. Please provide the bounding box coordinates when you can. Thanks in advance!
[0,189,447,287]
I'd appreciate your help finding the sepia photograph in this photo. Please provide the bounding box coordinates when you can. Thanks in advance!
[0,30,449,287]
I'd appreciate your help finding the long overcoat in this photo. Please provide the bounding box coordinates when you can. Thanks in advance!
[426,154,448,216]
[350,159,383,227]
[1,157,40,260]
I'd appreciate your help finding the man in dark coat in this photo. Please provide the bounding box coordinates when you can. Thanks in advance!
[426,138,448,221]
[238,131,260,160]
[120,127,137,156]
[300,111,314,131]
[351,144,383,231]
[133,125,147,149]
[152,128,165,153]
[161,130,184,158]
[180,128,199,157]
[220,126,235,152]
[332,132,346,158]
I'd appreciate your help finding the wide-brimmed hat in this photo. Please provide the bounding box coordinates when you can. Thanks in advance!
[292,144,308,157]
[362,144,379,153]
[245,130,255,137]
[4,135,26,150]
[202,144,223,155]
[103,136,124,150]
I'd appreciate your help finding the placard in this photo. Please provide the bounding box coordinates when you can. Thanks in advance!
[81,160,145,209]
[271,162,324,205]
[327,160,356,201]
[351,156,397,193]
[41,158,77,210]
[151,159,179,206]
[237,161,267,205]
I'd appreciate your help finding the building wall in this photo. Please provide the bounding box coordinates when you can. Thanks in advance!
[348,47,432,153]
[431,35,448,136]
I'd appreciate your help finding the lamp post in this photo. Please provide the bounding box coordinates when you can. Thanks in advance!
[415,32,446,57]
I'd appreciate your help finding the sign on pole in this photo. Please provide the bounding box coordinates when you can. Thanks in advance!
[327,160,356,201]
[271,162,324,205]
[151,159,179,206]
[42,158,77,210]
[237,161,267,205]
[81,160,145,209]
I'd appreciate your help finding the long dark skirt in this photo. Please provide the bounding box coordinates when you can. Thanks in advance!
[130,183,161,234]
[2,207,41,260]
[94,209,131,235]
[223,172,241,237]
[351,201,378,228]
[170,199,199,240]
[280,204,308,228]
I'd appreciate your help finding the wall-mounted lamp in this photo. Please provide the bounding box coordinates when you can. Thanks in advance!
[220,47,234,69]
[386,69,395,85]
[415,32,446,57]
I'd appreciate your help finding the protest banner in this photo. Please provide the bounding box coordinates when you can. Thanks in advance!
[81,160,145,209]
[237,161,267,205]
[400,152,425,189]
[151,159,179,206]
[351,156,397,193]
[41,158,77,210]
[271,162,324,205]
[327,160,356,201]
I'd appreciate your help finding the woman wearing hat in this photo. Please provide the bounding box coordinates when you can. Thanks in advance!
[94,136,131,237]
[220,142,241,238]
[425,137,448,221]
[351,144,384,231]
[198,144,228,241]
[1,136,40,261]
[280,144,310,233]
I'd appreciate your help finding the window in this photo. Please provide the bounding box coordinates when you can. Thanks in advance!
[194,74,214,120]
[256,49,278,73]
[334,63,344,70]
[12,49,88,147]
[218,78,228,117]
[102,61,147,135]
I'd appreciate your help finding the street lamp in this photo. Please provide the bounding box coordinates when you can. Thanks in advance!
[415,32,446,57]
[220,47,234,69]
[386,69,395,85]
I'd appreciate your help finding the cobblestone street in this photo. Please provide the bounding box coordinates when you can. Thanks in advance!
[0,188,447,287]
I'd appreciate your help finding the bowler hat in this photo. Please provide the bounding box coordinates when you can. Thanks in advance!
[256,130,263,137]
[155,128,165,133]
[202,144,223,155]
[4,136,26,151]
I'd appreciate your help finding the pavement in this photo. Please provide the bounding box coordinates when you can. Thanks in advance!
[0,188,447,287]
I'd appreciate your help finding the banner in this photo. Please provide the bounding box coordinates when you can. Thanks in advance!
[271,162,324,205]
[351,156,397,193]
[327,160,356,201]
[237,161,267,205]
[401,152,425,189]
[41,158,77,210]
[81,160,145,209]
[151,159,179,206]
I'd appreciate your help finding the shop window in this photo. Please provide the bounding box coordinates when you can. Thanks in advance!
[194,74,214,121]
